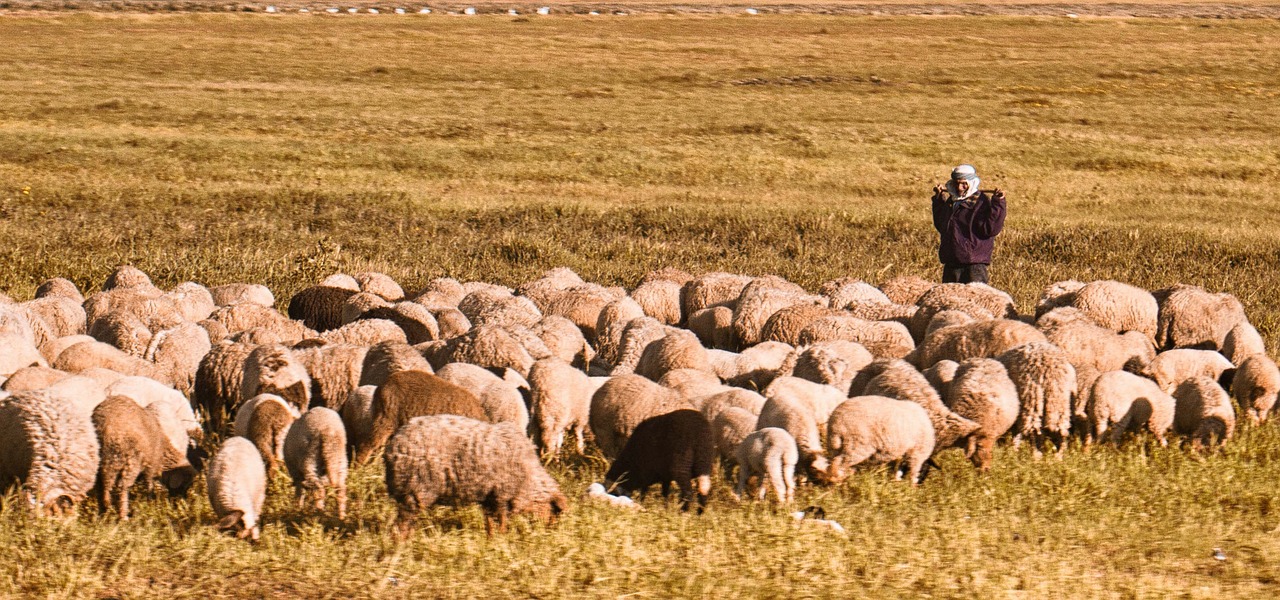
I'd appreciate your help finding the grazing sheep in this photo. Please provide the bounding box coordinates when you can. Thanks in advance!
[878,275,935,306]
[293,343,367,411]
[687,306,736,351]
[233,394,301,477]
[826,395,936,485]
[821,278,890,310]
[1140,349,1234,394]
[354,272,405,302]
[530,315,593,368]
[52,339,161,383]
[604,409,714,512]
[707,341,794,390]
[0,390,100,516]
[755,396,831,483]
[1155,284,1246,351]
[786,341,874,394]
[341,292,391,325]
[359,341,430,387]
[527,358,596,458]
[103,265,153,291]
[284,407,348,518]
[922,359,959,397]
[635,329,712,382]
[43,375,110,417]
[167,282,217,322]
[88,311,153,358]
[593,297,646,366]
[384,415,567,536]
[798,315,914,359]
[763,376,845,427]
[321,318,407,346]
[1232,354,1280,424]
[208,303,314,342]
[589,374,689,459]
[661,368,731,405]
[0,332,47,379]
[1068,280,1159,341]
[412,277,466,308]
[860,359,981,451]
[431,307,472,339]
[210,283,275,308]
[908,319,1048,369]
[713,406,758,476]
[289,285,358,332]
[35,277,84,302]
[944,359,1019,471]
[356,370,486,464]
[91,396,195,519]
[339,385,376,453]
[698,388,767,423]
[434,325,536,377]
[1034,280,1087,319]
[681,272,753,320]
[908,283,1018,342]
[22,296,86,338]
[761,303,836,347]
[241,344,312,411]
[1172,377,1235,450]
[2,366,70,393]
[1039,307,1157,374]
[458,288,541,329]
[1087,370,1176,446]
[1222,322,1267,365]
[733,427,798,504]
[435,362,530,430]
[206,436,267,542]
[105,376,201,445]
[631,279,683,326]
[731,278,817,348]
[145,322,212,396]
[356,302,440,344]
[535,284,624,339]
[638,267,695,287]
[997,343,1076,455]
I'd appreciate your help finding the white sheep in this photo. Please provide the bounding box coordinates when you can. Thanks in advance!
[1231,354,1280,424]
[826,395,936,485]
[1222,321,1267,365]
[0,390,100,516]
[435,362,529,431]
[1171,376,1235,450]
[945,359,1019,472]
[1087,370,1175,446]
[526,358,596,458]
[733,427,799,503]
[283,407,348,518]
[997,342,1076,456]
[207,436,267,541]
[1141,349,1234,394]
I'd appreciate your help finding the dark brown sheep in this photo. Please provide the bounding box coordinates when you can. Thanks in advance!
[288,285,358,332]
[604,409,715,512]
[354,370,486,464]
[91,396,195,519]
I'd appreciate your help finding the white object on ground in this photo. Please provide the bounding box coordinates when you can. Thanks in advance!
[587,483,643,510]
[790,510,847,536]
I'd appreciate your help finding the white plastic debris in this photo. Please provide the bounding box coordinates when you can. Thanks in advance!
[790,510,847,536]
[1066,13,1079,18]
[347,7,358,13]
[368,8,379,13]
[463,6,476,14]
[588,10,599,15]
[537,6,550,15]
[298,7,310,12]
[587,483,643,510]
[508,8,518,15]
[745,8,758,14]
[265,5,276,12]
[326,7,339,12]
[395,7,405,13]
[419,7,431,13]
[1213,548,1227,562]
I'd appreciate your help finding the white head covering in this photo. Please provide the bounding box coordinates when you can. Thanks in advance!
[946,164,981,200]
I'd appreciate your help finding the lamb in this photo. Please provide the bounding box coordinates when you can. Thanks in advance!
[733,427,798,504]
[635,329,713,382]
[687,306,736,351]
[433,324,535,377]
[384,415,567,536]
[435,362,530,430]
[1087,370,1176,446]
[320,318,407,346]
[233,394,301,477]
[283,407,348,518]
[604,409,714,512]
[593,296,645,366]
[1154,284,1246,350]
[1140,349,1234,394]
[206,436,267,541]
[630,279,683,326]
[289,285,359,332]
[589,373,689,458]
[878,275,936,306]
[0,390,100,516]
[907,319,1048,369]
[760,303,835,347]
[145,321,212,396]
[1222,322,1267,365]
[210,283,275,308]
[1231,354,1280,424]
[860,359,981,451]
[712,406,757,476]
[680,272,753,319]
[355,370,487,464]
[944,359,1019,471]
[240,344,312,411]
[797,315,915,359]
[354,271,405,302]
[35,277,84,303]
[826,395,936,485]
[91,396,195,519]
[1172,377,1235,450]
[1067,280,1159,341]
[359,340,430,387]
[786,341,874,394]
[997,342,1076,456]
[527,358,596,458]
[755,396,831,482]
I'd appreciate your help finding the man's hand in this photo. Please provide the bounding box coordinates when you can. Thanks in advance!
[933,183,946,196]
[991,188,1005,201]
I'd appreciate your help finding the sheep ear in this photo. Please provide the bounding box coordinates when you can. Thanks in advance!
[218,511,246,531]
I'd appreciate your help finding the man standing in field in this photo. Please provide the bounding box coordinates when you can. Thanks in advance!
[931,164,1007,284]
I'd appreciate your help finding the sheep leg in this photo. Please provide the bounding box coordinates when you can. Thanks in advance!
[733,466,750,501]
[902,449,929,486]
[336,484,347,520]
[783,462,796,504]
[573,427,586,455]
[766,458,788,504]
[676,478,695,512]
[115,468,139,520]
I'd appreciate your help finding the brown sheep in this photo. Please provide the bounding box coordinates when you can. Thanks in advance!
[354,370,486,464]
[91,396,196,519]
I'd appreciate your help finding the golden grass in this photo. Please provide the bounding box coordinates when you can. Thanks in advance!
[0,12,1278,598]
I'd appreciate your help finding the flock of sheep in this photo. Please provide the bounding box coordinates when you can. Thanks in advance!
[0,265,1275,540]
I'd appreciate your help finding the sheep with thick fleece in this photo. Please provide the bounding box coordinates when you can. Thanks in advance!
[699,388,767,423]
[341,292,390,325]
[434,325,535,377]
[826,395,935,485]
[385,415,566,536]
[1034,280,1087,319]
[1087,370,1176,446]
[88,311,152,358]
[713,406,757,475]
[102,265,153,291]
[535,284,624,340]
[589,373,689,458]
[526,358,601,458]
[145,322,211,396]
[681,272,753,320]
[0,332,48,378]
[631,279,684,326]
[516,267,584,304]
[688,306,736,351]
[635,329,713,382]
[604,409,714,512]
[46,335,95,365]
[593,297,646,366]
[0,390,100,516]
[193,340,257,432]
[207,436,267,541]
[52,340,162,383]
[1140,349,1234,394]
[1068,280,1159,341]
[241,344,312,411]
[908,283,1018,342]
[732,278,819,348]
[412,277,465,308]
[1172,377,1235,450]
[860,359,981,451]
[458,288,541,330]
[208,303,314,342]
[761,303,835,347]
[1039,307,1156,375]
[922,359,960,396]
[91,396,195,519]
[167,282,217,322]
[106,376,201,448]
[821,278,891,310]
[612,317,672,375]
[339,385,376,453]
[907,319,1047,369]
[320,318,407,347]
[356,302,440,345]
[944,359,1019,471]
[289,285,359,332]
[878,275,935,306]
[707,341,794,390]
[210,283,275,308]
[2,366,70,393]
[294,343,368,411]
[1232,354,1280,424]
[283,407,348,518]
[233,394,301,477]
[786,341,874,394]
[734,427,798,504]
[356,370,487,464]
[354,272,405,302]
[43,375,109,417]
[1155,284,1246,351]
[764,376,846,427]
[359,341,430,387]
[1222,322,1267,365]
[798,315,914,359]
[430,307,471,339]
[435,362,529,431]
[35,277,84,302]
[997,342,1076,455]
[530,315,593,368]
[755,395,831,483]
[661,368,731,405]
[22,296,85,338]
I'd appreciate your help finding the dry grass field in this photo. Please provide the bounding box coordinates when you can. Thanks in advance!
[1,11,1279,598]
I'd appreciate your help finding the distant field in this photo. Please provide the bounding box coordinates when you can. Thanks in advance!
[1,12,1279,598]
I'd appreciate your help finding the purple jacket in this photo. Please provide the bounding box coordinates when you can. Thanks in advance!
[931,190,1007,266]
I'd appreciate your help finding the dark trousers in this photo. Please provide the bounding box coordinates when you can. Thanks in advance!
[942,263,989,284]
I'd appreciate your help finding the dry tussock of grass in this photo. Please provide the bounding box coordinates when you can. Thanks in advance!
[0,13,1278,597]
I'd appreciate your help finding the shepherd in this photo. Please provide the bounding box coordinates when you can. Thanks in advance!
[931,164,1007,284]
